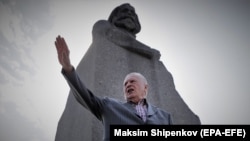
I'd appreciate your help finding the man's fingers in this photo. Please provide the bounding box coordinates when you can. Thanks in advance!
[56,35,69,54]
[54,35,71,67]
[61,37,70,54]
[55,41,60,52]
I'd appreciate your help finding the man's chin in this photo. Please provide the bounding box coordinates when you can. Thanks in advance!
[126,95,134,100]
[127,95,138,102]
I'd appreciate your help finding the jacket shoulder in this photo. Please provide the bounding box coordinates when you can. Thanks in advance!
[102,96,124,105]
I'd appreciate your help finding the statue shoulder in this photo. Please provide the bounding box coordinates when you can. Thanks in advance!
[92,20,112,38]
[93,20,111,31]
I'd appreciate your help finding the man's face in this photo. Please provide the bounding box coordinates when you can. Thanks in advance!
[123,73,148,104]
[111,4,140,35]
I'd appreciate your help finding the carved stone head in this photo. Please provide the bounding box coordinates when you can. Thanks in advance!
[108,3,141,37]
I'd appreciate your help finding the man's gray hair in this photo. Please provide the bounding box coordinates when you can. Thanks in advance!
[126,72,148,85]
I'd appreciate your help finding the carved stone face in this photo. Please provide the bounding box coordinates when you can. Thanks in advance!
[108,3,141,36]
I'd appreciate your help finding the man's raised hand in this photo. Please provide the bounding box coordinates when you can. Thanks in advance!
[55,35,73,72]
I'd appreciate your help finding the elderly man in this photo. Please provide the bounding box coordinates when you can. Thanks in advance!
[54,34,172,140]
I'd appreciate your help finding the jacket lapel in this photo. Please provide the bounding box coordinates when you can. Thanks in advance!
[147,103,157,116]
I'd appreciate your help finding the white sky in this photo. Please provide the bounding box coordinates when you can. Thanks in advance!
[0,0,249,140]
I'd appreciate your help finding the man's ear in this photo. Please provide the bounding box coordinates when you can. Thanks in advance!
[144,84,148,96]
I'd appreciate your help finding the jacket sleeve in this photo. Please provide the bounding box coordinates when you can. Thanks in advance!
[61,68,103,120]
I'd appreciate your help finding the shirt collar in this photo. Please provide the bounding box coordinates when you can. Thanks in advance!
[128,98,147,106]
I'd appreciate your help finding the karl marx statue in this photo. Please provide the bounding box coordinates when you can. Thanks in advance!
[108,3,141,37]
[104,3,161,59]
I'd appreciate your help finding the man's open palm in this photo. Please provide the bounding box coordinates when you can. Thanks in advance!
[55,35,73,72]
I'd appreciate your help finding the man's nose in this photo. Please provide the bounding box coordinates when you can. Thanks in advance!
[126,82,132,88]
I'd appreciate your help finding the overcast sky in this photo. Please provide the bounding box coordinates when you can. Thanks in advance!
[0,0,249,140]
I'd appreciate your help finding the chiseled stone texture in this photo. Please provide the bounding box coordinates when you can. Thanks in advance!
[55,20,201,141]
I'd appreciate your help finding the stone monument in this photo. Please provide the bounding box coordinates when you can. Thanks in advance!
[55,3,201,141]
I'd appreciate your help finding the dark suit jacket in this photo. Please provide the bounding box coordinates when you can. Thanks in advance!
[62,68,172,141]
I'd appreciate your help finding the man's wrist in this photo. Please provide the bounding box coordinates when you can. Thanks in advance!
[63,65,73,73]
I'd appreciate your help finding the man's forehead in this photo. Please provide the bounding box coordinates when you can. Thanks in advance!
[124,73,141,82]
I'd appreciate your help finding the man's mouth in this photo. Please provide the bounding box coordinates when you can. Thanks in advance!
[127,88,134,94]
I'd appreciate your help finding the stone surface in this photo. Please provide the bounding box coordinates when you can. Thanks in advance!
[55,3,200,141]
